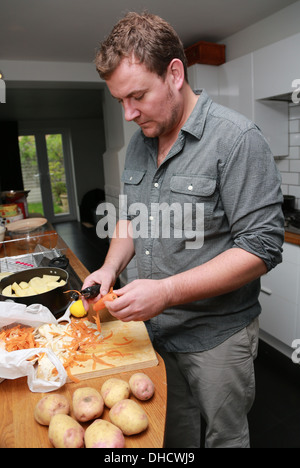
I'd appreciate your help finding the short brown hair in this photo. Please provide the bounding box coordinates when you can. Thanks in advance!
[95,11,188,81]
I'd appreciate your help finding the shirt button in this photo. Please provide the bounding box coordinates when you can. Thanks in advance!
[188,185,193,191]
[154,182,159,188]
[149,216,154,221]
[145,250,150,255]
[129,176,133,181]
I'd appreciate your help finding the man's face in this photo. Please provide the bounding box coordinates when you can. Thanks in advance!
[106,58,182,139]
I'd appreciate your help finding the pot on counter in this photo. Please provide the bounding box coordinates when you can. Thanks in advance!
[0,267,70,318]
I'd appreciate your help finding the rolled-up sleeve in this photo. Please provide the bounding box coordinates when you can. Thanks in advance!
[220,127,285,271]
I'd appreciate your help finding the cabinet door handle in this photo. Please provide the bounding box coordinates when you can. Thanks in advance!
[261,285,272,295]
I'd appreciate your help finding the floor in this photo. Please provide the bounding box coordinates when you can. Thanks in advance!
[54,220,300,448]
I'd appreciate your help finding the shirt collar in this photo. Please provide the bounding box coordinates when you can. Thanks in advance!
[142,88,212,149]
[181,89,212,140]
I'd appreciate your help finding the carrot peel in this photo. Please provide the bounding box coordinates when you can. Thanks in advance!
[93,312,102,333]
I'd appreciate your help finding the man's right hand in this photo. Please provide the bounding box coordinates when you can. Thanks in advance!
[81,263,117,310]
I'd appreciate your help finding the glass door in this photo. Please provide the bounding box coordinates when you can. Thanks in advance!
[18,135,44,216]
[18,128,77,223]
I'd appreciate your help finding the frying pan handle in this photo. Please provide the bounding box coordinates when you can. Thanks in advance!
[48,256,69,269]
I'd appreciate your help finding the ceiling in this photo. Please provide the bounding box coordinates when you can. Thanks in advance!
[0,0,298,63]
[0,0,298,122]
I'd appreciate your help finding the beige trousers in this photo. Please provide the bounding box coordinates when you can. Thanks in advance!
[157,318,259,448]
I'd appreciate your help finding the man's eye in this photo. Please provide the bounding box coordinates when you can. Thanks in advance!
[135,94,144,101]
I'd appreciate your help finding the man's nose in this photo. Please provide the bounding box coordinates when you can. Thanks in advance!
[123,99,140,121]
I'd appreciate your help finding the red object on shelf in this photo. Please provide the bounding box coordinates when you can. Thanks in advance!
[185,41,226,67]
[1,191,30,219]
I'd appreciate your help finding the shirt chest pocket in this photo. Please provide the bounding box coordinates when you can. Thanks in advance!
[121,169,146,207]
[170,175,217,231]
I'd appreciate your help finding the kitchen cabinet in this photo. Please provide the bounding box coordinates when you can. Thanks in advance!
[218,53,253,121]
[217,51,289,157]
[190,48,289,157]
[253,32,300,100]
[259,242,300,356]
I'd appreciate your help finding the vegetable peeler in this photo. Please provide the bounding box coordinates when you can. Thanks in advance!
[64,284,101,301]
[80,284,101,299]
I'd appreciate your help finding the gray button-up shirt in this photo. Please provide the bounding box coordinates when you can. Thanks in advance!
[121,89,284,352]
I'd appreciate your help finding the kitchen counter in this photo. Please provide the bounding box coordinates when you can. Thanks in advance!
[285,227,300,246]
[0,229,167,449]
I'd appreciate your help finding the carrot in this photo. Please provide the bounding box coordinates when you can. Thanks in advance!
[93,312,102,334]
[106,349,125,357]
[74,353,92,362]
[113,338,134,346]
[102,331,113,341]
[66,366,80,383]
[92,288,118,312]
[0,325,38,352]
[64,289,81,296]
[92,353,115,367]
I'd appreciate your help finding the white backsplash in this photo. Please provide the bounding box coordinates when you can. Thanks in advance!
[276,103,300,210]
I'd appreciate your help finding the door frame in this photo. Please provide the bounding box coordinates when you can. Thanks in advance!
[19,121,79,223]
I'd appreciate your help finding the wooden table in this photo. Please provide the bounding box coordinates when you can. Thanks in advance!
[0,229,167,448]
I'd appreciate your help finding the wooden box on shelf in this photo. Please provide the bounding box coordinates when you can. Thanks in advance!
[185,41,226,67]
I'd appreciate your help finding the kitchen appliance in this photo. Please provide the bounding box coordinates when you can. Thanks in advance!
[282,195,300,233]
[283,195,296,216]
[289,212,300,229]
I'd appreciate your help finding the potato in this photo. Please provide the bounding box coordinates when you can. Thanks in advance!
[109,399,149,435]
[100,378,130,408]
[1,275,64,298]
[48,414,85,448]
[12,282,24,296]
[85,419,125,448]
[34,394,70,426]
[2,285,14,297]
[29,277,49,294]
[129,372,155,401]
[72,387,104,422]
[46,281,60,290]
[43,274,60,282]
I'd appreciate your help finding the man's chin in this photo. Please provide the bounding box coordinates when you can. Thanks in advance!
[141,129,156,138]
[139,124,159,138]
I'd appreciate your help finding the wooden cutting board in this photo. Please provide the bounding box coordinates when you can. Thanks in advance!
[68,320,158,382]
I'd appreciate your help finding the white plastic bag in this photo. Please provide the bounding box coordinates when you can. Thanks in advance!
[0,302,71,392]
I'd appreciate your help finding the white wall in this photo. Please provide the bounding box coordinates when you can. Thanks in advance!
[278,105,300,209]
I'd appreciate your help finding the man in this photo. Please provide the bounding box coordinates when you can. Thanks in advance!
[83,12,284,448]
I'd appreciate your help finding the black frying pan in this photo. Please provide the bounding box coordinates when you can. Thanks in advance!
[0,267,70,318]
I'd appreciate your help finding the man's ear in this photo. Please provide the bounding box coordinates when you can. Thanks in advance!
[167,58,185,90]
